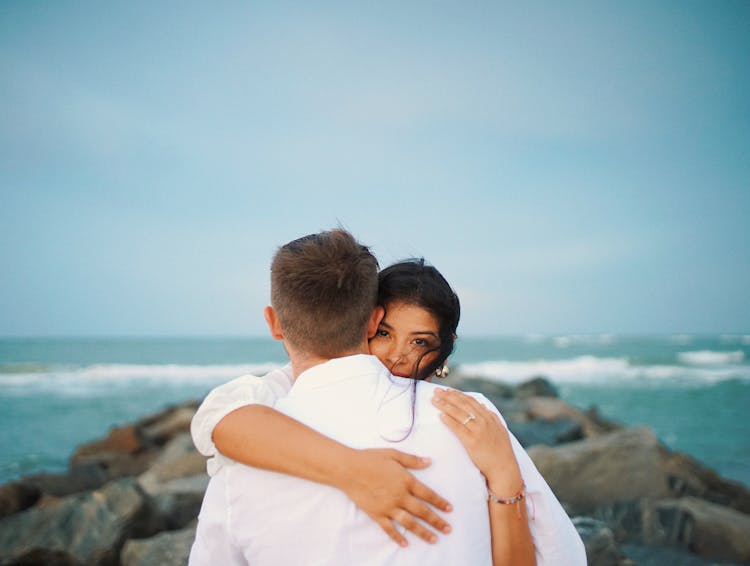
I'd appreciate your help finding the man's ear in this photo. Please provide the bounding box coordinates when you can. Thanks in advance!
[264,306,284,341]
[366,306,385,339]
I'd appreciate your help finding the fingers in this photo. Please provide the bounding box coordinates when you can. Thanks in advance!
[389,449,432,470]
[409,476,453,513]
[376,517,408,548]
[392,509,439,545]
[432,389,483,429]
[433,388,488,418]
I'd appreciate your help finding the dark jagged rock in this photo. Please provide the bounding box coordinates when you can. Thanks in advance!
[523,396,621,438]
[528,427,673,514]
[572,516,634,566]
[516,376,559,399]
[508,418,583,447]
[0,382,747,566]
[23,462,111,498]
[0,481,40,519]
[121,524,196,566]
[0,479,151,565]
[622,542,748,566]
[594,497,750,562]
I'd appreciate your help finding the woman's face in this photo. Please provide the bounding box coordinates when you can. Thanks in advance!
[369,301,441,378]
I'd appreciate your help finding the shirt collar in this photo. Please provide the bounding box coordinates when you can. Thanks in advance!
[288,354,385,396]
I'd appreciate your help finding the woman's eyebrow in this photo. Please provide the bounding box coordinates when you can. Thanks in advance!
[411,331,438,337]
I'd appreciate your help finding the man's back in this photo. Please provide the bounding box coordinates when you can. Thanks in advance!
[191,354,491,565]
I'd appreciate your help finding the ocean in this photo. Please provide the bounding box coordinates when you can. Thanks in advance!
[1,335,748,487]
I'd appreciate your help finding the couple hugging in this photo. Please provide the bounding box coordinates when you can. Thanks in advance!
[189,229,585,565]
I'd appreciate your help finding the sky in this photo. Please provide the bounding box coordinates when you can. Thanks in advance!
[1,1,749,337]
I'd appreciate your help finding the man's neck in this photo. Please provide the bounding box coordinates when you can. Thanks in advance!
[288,343,370,380]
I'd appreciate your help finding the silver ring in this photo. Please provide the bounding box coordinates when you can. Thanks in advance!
[462,413,476,426]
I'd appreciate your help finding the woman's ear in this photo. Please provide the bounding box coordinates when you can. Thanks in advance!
[264,306,284,340]
[366,306,385,339]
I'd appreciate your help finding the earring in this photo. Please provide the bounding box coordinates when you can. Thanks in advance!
[434,364,449,379]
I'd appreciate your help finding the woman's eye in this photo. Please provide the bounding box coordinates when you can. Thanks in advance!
[413,338,427,347]
[376,329,389,338]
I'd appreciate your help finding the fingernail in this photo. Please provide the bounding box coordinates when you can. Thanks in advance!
[420,457,431,465]
[443,525,452,533]
[430,535,437,544]
[445,503,453,511]
[400,540,408,548]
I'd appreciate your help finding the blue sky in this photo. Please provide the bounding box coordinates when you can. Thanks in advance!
[1,1,748,336]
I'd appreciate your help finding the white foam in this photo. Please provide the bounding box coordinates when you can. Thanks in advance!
[677,350,745,366]
[551,334,618,348]
[0,362,283,391]
[458,355,750,385]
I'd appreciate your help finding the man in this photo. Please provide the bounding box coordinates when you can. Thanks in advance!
[189,229,495,564]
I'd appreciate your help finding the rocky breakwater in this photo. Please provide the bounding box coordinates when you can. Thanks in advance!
[0,374,748,566]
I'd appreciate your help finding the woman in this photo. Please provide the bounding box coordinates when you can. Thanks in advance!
[192,260,584,565]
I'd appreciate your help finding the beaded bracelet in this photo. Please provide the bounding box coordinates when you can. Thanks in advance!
[487,484,526,506]
[488,484,526,518]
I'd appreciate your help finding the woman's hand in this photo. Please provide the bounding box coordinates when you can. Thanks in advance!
[431,388,523,495]
[341,448,453,547]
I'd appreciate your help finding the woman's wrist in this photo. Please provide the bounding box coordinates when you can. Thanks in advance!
[485,465,524,497]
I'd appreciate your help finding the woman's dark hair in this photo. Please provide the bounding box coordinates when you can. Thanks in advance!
[377,258,461,380]
[375,258,461,441]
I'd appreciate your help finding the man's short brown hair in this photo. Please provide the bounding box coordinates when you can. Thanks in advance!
[270,229,379,357]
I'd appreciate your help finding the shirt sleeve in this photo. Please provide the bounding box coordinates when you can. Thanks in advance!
[190,365,294,465]
[469,392,587,566]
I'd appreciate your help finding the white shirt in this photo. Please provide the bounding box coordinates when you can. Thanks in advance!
[190,356,586,565]
[190,354,493,565]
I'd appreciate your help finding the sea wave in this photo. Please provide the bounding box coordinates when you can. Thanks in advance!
[0,362,283,390]
[677,350,745,366]
[457,355,750,385]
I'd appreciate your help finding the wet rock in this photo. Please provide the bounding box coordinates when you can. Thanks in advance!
[622,542,747,566]
[71,424,141,467]
[509,418,583,447]
[137,404,197,447]
[516,376,559,398]
[524,396,619,438]
[527,427,672,513]
[145,474,209,530]
[662,451,750,515]
[0,479,149,565]
[121,524,196,566]
[24,462,110,497]
[0,481,40,519]
[573,516,634,566]
[595,497,750,563]
[138,433,206,492]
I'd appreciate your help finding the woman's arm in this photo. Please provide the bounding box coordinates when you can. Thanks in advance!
[432,388,536,566]
[191,369,453,547]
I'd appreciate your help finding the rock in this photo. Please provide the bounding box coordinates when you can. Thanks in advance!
[622,542,747,566]
[24,462,111,497]
[572,516,634,566]
[595,497,750,563]
[508,418,583,447]
[71,424,142,467]
[121,524,197,566]
[0,481,40,519]
[516,376,559,398]
[137,405,197,447]
[451,377,516,403]
[145,474,209,530]
[527,427,673,513]
[654,498,750,562]
[138,433,206,491]
[662,451,750,515]
[523,396,620,438]
[0,479,150,565]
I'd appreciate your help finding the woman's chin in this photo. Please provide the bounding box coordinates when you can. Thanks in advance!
[391,371,412,378]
